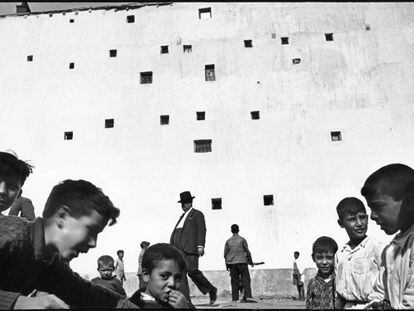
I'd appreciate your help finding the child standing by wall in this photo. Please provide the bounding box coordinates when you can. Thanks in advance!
[137,241,150,290]
[115,249,126,285]
[292,251,305,300]
[306,236,338,310]
[91,255,126,297]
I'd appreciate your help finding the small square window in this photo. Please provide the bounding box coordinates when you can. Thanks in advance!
[205,64,215,81]
[271,33,276,39]
[194,139,212,153]
[160,115,169,125]
[127,15,135,23]
[64,131,73,140]
[251,111,260,120]
[331,131,342,141]
[183,45,192,53]
[211,198,222,210]
[292,58,301,64]
[69,19,74,23]
[27,55,33,62]
[105,119,114,128]
[198,7,212,19]
[281,37,289,45]
[263,195,274,206]
[49,13,53,17]
[365,24,370,31]
[244,40,253,48]
[140,71,153,84]
[69,62,75,69]
[160,45,169,54]
[196,111,205,120]
[325,33,333,41]
[109,49,117,57]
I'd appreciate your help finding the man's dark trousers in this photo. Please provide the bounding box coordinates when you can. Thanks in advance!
[229,263,252,301]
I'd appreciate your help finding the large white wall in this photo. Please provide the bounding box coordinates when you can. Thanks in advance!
[1,2,414,274]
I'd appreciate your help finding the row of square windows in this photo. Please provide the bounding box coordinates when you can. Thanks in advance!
[210,195,275,209]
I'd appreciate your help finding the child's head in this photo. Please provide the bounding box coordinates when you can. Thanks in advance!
[140,241,150,249]
[294,251,299,259]
[142,243,186,304]
[117,250,124,258]
[97,255,115,280]
[336,197,368,242]
[42,179,120,262]
[312,236,338,278]
[361,163,414,235]
[231,224,239,234]
[0,151,33,212]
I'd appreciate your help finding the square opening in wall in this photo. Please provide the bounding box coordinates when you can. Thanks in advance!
[365,24,370,31]
[196,111,205,120]
[263,195,274,206]
[325,33,334,41]
[140,71,153,84]
[205,64,215,81]
[271,33,276,39]
[251,111,260,120]
[292,58,301,64]
[27,55,33,62]
[127,15,135,23]
[183,45,192,53]
[281,37,289,45]
[160,115,169,125]
[194,139,212,153]
[69,19,74,23]
[69,62,75,69]
[160,45,169,54]
[198,7,212,19]
[109,49,117,57]
[211,198,222,210]
[244,40,253,48]
[331,131,342,141]
[64,131,73,140]
[105,119,114,128]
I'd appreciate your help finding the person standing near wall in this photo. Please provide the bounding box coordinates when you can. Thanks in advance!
[292,251,305,300]
[137,241,150,290]
[8,195,35,221]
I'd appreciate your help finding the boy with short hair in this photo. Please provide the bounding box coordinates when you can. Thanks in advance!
[129,243,193,309]
[115,249,126,285]
[306,236,338,310]
[91,255,126,297]
[0,179,137,309]
[292,251,305,300]
[361,163,414,309]
[335,197,386,309]
[137,241,150,290]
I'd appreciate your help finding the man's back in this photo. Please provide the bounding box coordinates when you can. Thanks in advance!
[224,234,250,264]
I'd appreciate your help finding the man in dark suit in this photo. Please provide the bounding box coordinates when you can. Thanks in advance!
[170,191,217,305]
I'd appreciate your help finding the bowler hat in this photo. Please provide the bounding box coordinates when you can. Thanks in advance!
[178,191,195,203]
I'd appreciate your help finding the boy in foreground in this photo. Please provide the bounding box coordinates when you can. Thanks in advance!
[362,163,414,309]
[306,236,338,309]
[91,255,126,297]
[0,179,137,309]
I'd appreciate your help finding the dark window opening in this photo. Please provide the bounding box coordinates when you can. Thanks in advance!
[27,55,33,62]
[211,198,222,210]
[244,40,253,48]
[194,139,212,153]
[140,71,153,84]
[365,24,370,31]
[196,111,205,120]
[292,58,301,64]
[127,15,135,23]
[69,19,74,23]
[264,195,274,206]
[331,131,342,141]
[325,33,333,41]
[109,49,117,57]
[69,62,75,69]
[160,45,169,54]
[160,115,169,125]
[105,119,114,128]
[205,64,215,81]
[64,131,73,140]
[251,111,260,120]
[49,13,53,17]
[198,7,212,19]
[281,37,289,45]
[183,45,192,53]
[271,33,276,39]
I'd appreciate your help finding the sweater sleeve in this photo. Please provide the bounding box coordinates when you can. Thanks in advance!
[0,290,21,310]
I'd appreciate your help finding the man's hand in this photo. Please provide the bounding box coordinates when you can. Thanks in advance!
[250,263,255,268]
[14,295,69,309]
[197,246,205,257]
[168,290,191,308]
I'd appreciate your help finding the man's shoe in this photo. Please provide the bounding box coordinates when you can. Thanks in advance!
[209,287,217,305]
[240,298,257,303]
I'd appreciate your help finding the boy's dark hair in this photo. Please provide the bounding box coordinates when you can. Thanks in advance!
[142,243,186,274]
[361,163,414,201]
[336,197,366,219]
[97,255,114,268]
[231,224,239,234]
[117,250,124,256]
[140,241,150,249]
[42,179,120,226]
[0,151,33,185]
[312,236,338,255]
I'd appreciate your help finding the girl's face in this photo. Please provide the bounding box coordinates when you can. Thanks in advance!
[143,259,183,303]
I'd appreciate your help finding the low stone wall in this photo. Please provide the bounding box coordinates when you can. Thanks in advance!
[115,267,317,298]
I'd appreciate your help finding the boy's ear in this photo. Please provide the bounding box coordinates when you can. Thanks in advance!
[55,205,72,228]
[142,268,150,282]
[337,219,344,228]
[399,194,414,230]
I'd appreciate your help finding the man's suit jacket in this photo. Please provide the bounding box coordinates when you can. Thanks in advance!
[170,208,206,255]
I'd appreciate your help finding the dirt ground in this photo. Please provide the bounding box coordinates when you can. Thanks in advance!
[192,296,306,309]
